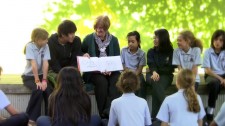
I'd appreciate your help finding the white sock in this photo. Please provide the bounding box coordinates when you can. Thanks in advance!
[207,107,214,115]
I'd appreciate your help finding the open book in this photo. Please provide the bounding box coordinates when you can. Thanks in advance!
[77,56,123,72]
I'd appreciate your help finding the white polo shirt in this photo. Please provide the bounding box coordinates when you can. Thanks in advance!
[202,47,225,75]
[172,47,201,82]
[157,89,205,126]
[0,90,10,110]
[108,93,152,126]
[23,42,51,76]
[214,101,225,126]
[121,47,146,71]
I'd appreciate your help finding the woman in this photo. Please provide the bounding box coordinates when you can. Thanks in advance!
[82,15,121,118]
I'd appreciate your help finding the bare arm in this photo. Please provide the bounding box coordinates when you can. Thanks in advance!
[42,60,49,80]
[192,65,198,80]
[161,122,169,126]
[31,60,40,82]
[136,65,144,75]
[210,121,217,126]
[205,68,224,84]
[5,104,18,116]
[198,119,203,126]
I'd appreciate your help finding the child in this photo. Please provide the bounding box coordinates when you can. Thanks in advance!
[210,101,225,126]
[173,30,203,91]
[36,67,101,126]
[121,31,146,98]
[157,69,205,126]
[202,29,225,122]
[146,29,174,119]
[0,90,29,126]
[108,70,152,126]
[22,28,53,123]
[0,69,29,126]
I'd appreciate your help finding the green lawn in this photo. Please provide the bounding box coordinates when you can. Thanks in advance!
[0,74,22,84]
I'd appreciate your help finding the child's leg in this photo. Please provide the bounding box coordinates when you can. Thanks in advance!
[43,85,53,115]
[22,75,44,121]
[206,75,222,120]
[135,74,146,99]
[0,113,29,126]
[36,116,51,126]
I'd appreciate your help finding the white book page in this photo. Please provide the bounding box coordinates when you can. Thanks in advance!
[77,56,99,72]
[98,56,123,72]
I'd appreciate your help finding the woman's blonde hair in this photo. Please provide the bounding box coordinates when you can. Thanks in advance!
[179,30,203,52]
[31,28,49,42]
[116,70,140,93]
[176,69,200,113]
[93,15,110,31]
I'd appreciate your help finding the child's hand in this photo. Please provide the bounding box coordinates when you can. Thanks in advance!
[36,82,43,90]
[151,71,160,82]
[83,53,90,58]
[41,81,47,91]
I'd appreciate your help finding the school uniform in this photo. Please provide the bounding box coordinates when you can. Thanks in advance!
[108,93,152,126]
[0,90,29,126]
[121,47,146,98]
[22,42,53,121]
[202,48,225,108]
[146,48,174,118]
[214,101,225,126]
[157,89,206,126]
[172,47,201,90]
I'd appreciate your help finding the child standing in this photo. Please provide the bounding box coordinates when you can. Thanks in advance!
[121,31,146,98]
[173,30,203,91]
[202,29,225,122]
[22,28,53,123]
[157,69,205,126]
[108,70,152,126]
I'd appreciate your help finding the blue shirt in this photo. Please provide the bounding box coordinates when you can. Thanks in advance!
[0,90,10,110]
[108,93,152,126]
[172,47,201,82]
[215,101,225,126]
[121,47,146,71]
[23,42,51,76]
[157,89,205,126]
[202,47,225,75]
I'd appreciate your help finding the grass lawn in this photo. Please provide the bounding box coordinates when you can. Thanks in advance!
[0,74,22,84]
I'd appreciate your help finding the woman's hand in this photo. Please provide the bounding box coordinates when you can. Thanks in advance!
[151,71,160,82]
[83,53,90,58]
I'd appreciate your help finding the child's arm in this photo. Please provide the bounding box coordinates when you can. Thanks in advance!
[198,119,203,126]
[5,104,18,115]
[41,60,49,91]
[161,122,169,126]
[192,65,198,80]
[205,68,225,85]
[210,121,217,126]
[31,60,42,90]
[136,65,144,75]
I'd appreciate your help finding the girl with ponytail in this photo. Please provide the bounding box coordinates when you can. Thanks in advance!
[157,69,205,126]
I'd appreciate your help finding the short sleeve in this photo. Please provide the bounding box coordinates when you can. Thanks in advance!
[0,90,10,110]
[197,95,206,119]
[214,102,225,126]
[144,102,152,125]
[43,44,51,60]
[121,48,126,64]
[26,43,35,60]
[108,101,117,126]
[194,48,201,65]
[172,49,181,66]
[139,52,146,66]
[156,97,170,123]
[202,49,210,68]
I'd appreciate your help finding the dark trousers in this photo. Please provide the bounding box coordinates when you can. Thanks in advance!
[205,74,225,108]
[36,115,101,126]
[90,72,121,117]
[135,74,146,99]
[0,113,29,126]
[22,75,53,121]
[146,73,173,118]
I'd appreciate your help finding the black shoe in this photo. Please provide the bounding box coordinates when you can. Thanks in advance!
[205,108,214,124]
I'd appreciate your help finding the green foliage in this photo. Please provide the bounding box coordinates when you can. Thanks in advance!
[41,0,225,52]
